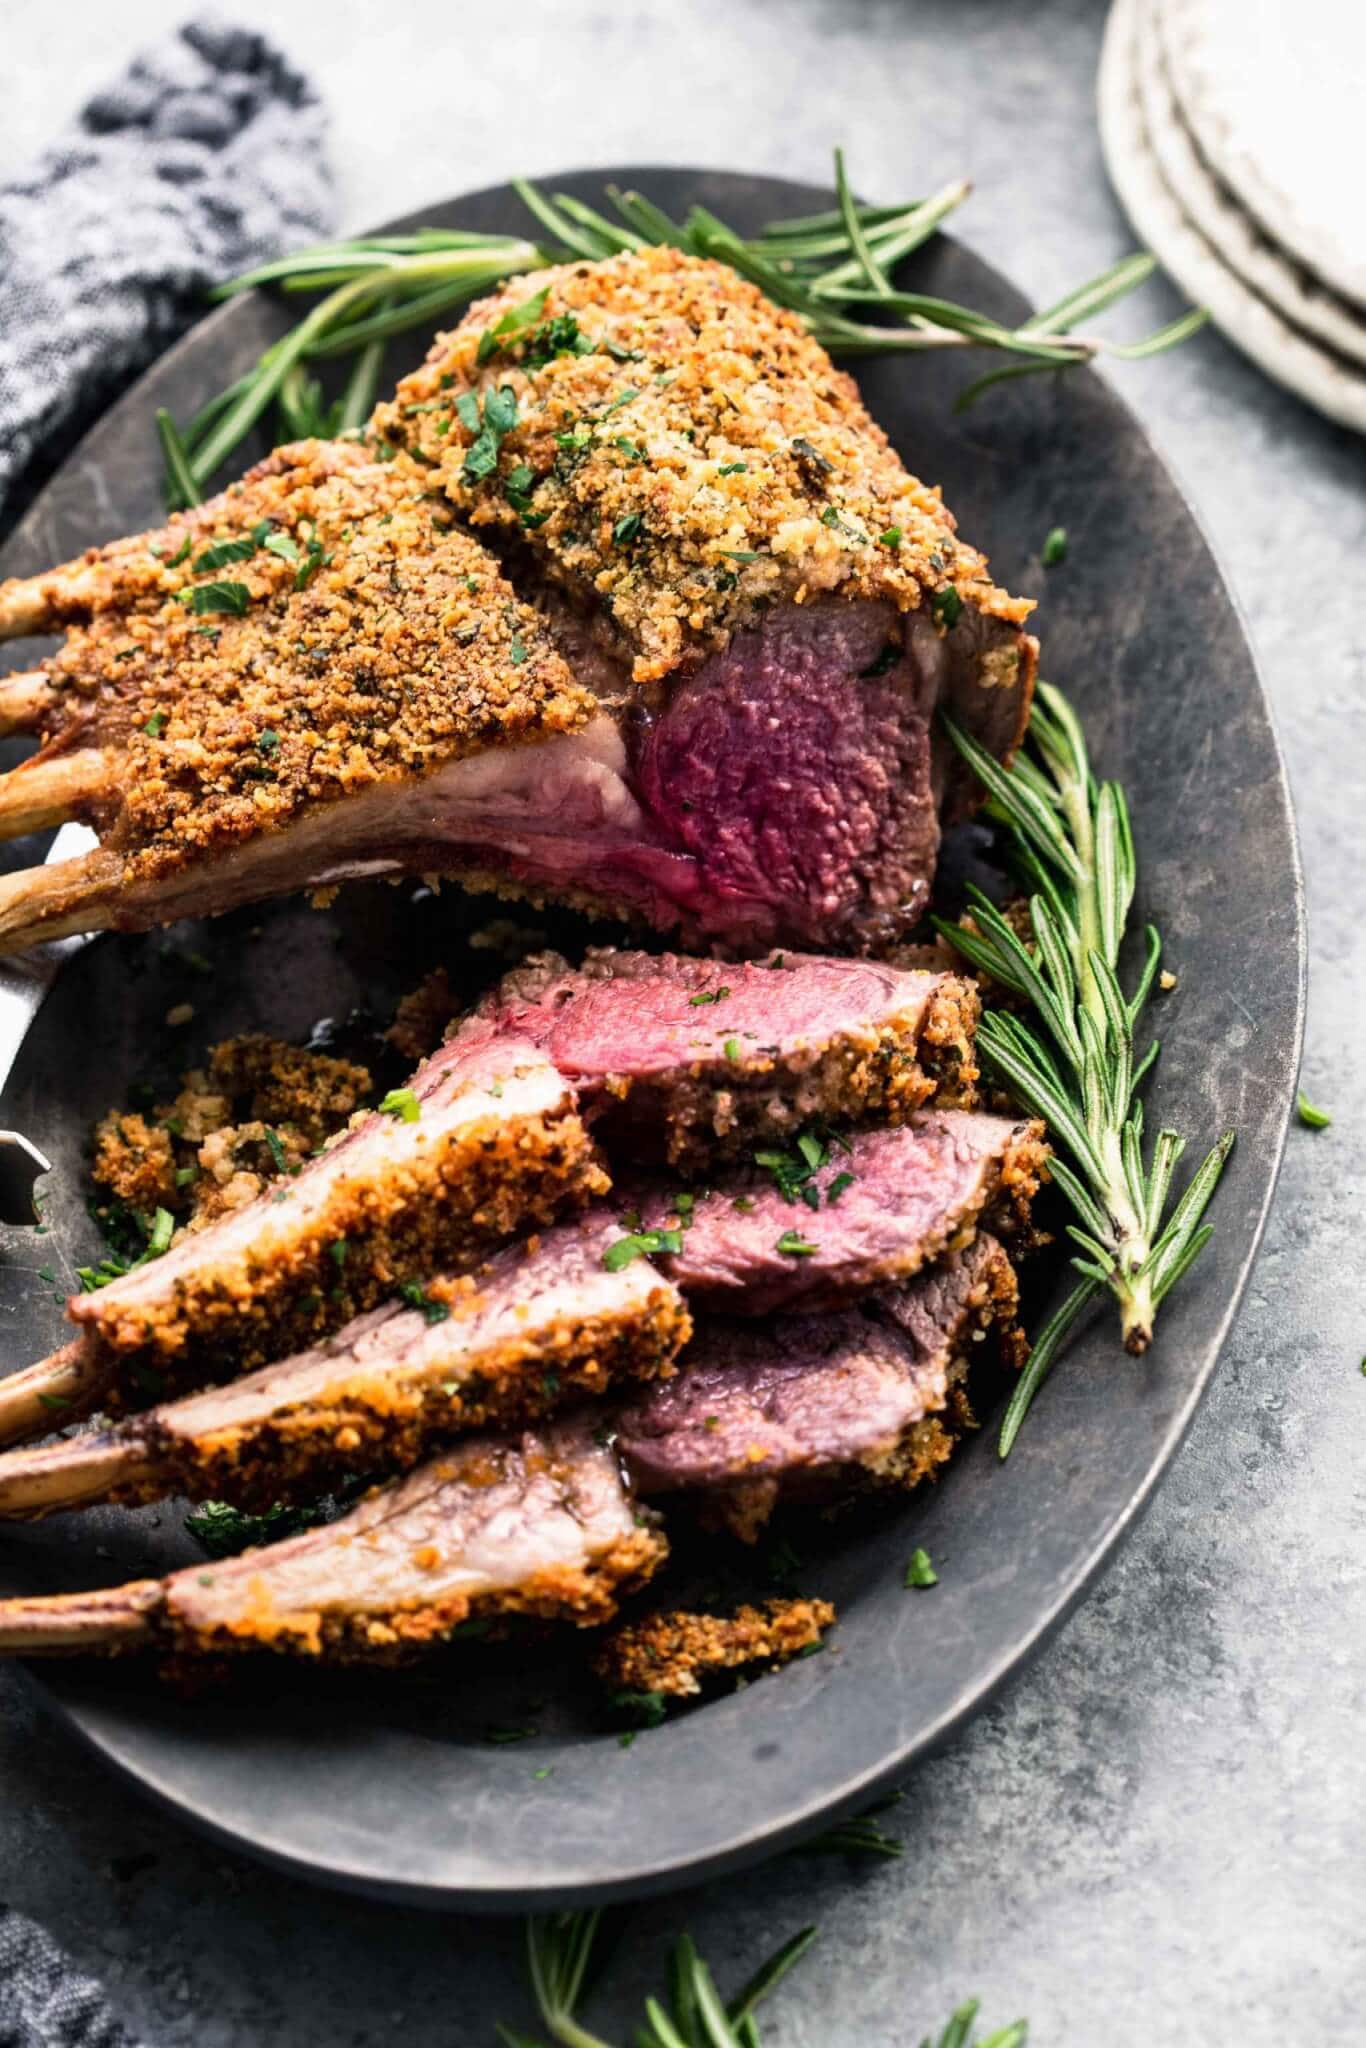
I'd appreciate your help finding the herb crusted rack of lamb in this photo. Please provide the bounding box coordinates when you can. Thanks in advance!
[0,250,1035,956]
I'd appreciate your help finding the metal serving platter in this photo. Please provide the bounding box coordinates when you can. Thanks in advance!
[0,169,1304,1908]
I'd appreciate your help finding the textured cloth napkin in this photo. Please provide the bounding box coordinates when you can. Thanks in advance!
[0,1907,142,2048]
[0,16,334,532]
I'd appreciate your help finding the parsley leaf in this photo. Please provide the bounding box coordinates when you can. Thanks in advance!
[398,1280,451,1325]
[776,1229,818,1257]
[602,1228,683,1272]
[194,537,256,573]
[180,580,249,617]
[1041,526,1068,566]
[476,287,550,365]
[931,585,963,628]
[379,1087,421,1123]
[904,1547,938,1589]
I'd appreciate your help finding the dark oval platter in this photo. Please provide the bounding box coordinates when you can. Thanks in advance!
[0,169,1304,1907]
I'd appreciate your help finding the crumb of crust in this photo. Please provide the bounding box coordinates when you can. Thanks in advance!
[91,1037,374,1234]
[387,969,458,1061]
[91,1113,179,1212]
[595,1595,836,1698]
[377,245,1034,685]
[46,439,598,874]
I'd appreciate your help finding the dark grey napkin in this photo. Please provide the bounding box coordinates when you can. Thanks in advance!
[0,1908,142,2048]
[0,16,334,531]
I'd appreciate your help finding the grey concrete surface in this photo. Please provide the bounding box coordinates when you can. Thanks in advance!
[2,1,1363,2041]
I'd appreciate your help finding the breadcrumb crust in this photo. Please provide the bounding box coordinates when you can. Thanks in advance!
[379,246,1034,686]
[595,1596,836,1696]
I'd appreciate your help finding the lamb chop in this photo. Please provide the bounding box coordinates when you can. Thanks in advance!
[0,1417,667,1664]
[616,1232,1021,1540]
[458,945,979,1165]
[0,1239,1018,1668]
[0,250,1035,956]
[650,1108,1044,1314]
[0,1211,689,1517]
[0,1030,605,1447]
[0,1106,1040,1519]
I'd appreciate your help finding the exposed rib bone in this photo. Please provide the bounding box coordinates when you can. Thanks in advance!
[0,1340,109,1448]
[0,750,108,838]
[0,1579,161,1654]
[0,566,109,642]
[0,849,122,952]
[0,672,57,736]
[0,1432,150,1516]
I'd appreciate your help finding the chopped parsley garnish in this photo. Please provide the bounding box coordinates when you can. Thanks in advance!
[723,1037,742,1062]
[776,1230,818,1257]
[719,549,758,562]
[931,585,963,627]
[292,529,332,590]
[76,1205,175,1292]
[756,1130,834,1206]
[509,637,529,664]
[612,512,643,546]
[37,1392,72,1413]
[329,1237,348,1268]
[257,729,281,754]
[1041,526,1068,566]
[476,287,550,364]
[262,1127,293,1176]
[180,580,249,617]
[879,525,903,548]
[859,642,901,679]
[826,1171,855,1204]
[186,1496,338,1560]
[398,1281,451,1325]
[688,985,730,1006]
[461,385,519,482]
[1296,1091,1331,1129]
[194,537,256,573]
[162,534,193,569]
[792,435,834,476]
[142,711,165,738]
[819,504,863,541]
[600,386,639,417]
[904,1547,938,1589]
[614,436,644,460]
[524,312,596,369]
[718,461,748,475]
[263,531,302,566]
[602,1227,683,1272]
[611,1688,668,1729]
[379,1086,421,1122]
[486,1725,540,1745]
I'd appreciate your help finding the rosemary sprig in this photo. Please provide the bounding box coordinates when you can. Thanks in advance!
[498,1912,1023,2048]
[937,684,1235,1451]
[162,151,1203,504]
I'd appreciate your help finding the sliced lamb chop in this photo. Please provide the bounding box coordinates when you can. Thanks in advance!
[0,254,1035,958]
[645,1108,1045,1315]
[0,1418,667,1664]
[617,1233,1020,1539]
[0,1212,688,1518]
[0,1110,1040,1523]
[0,1032,604,1447]
[460,945,978,1165]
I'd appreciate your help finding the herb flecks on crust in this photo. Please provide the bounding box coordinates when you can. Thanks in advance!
[377,246,1034,685]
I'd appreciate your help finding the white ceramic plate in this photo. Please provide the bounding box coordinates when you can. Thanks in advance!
[1136,3,1366,369]
[1100,0,1366,434]
[1156,0,1366,313]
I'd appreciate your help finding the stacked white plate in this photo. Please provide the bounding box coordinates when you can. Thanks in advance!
[1099,0,1366,433]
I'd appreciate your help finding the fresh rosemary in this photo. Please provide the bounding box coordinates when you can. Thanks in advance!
[497,1911,1026,2048]
[161,149,1204,505]
[938,684,1235,1454]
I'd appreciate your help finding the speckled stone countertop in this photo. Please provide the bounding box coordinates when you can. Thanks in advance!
[1,2,1361,2041]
